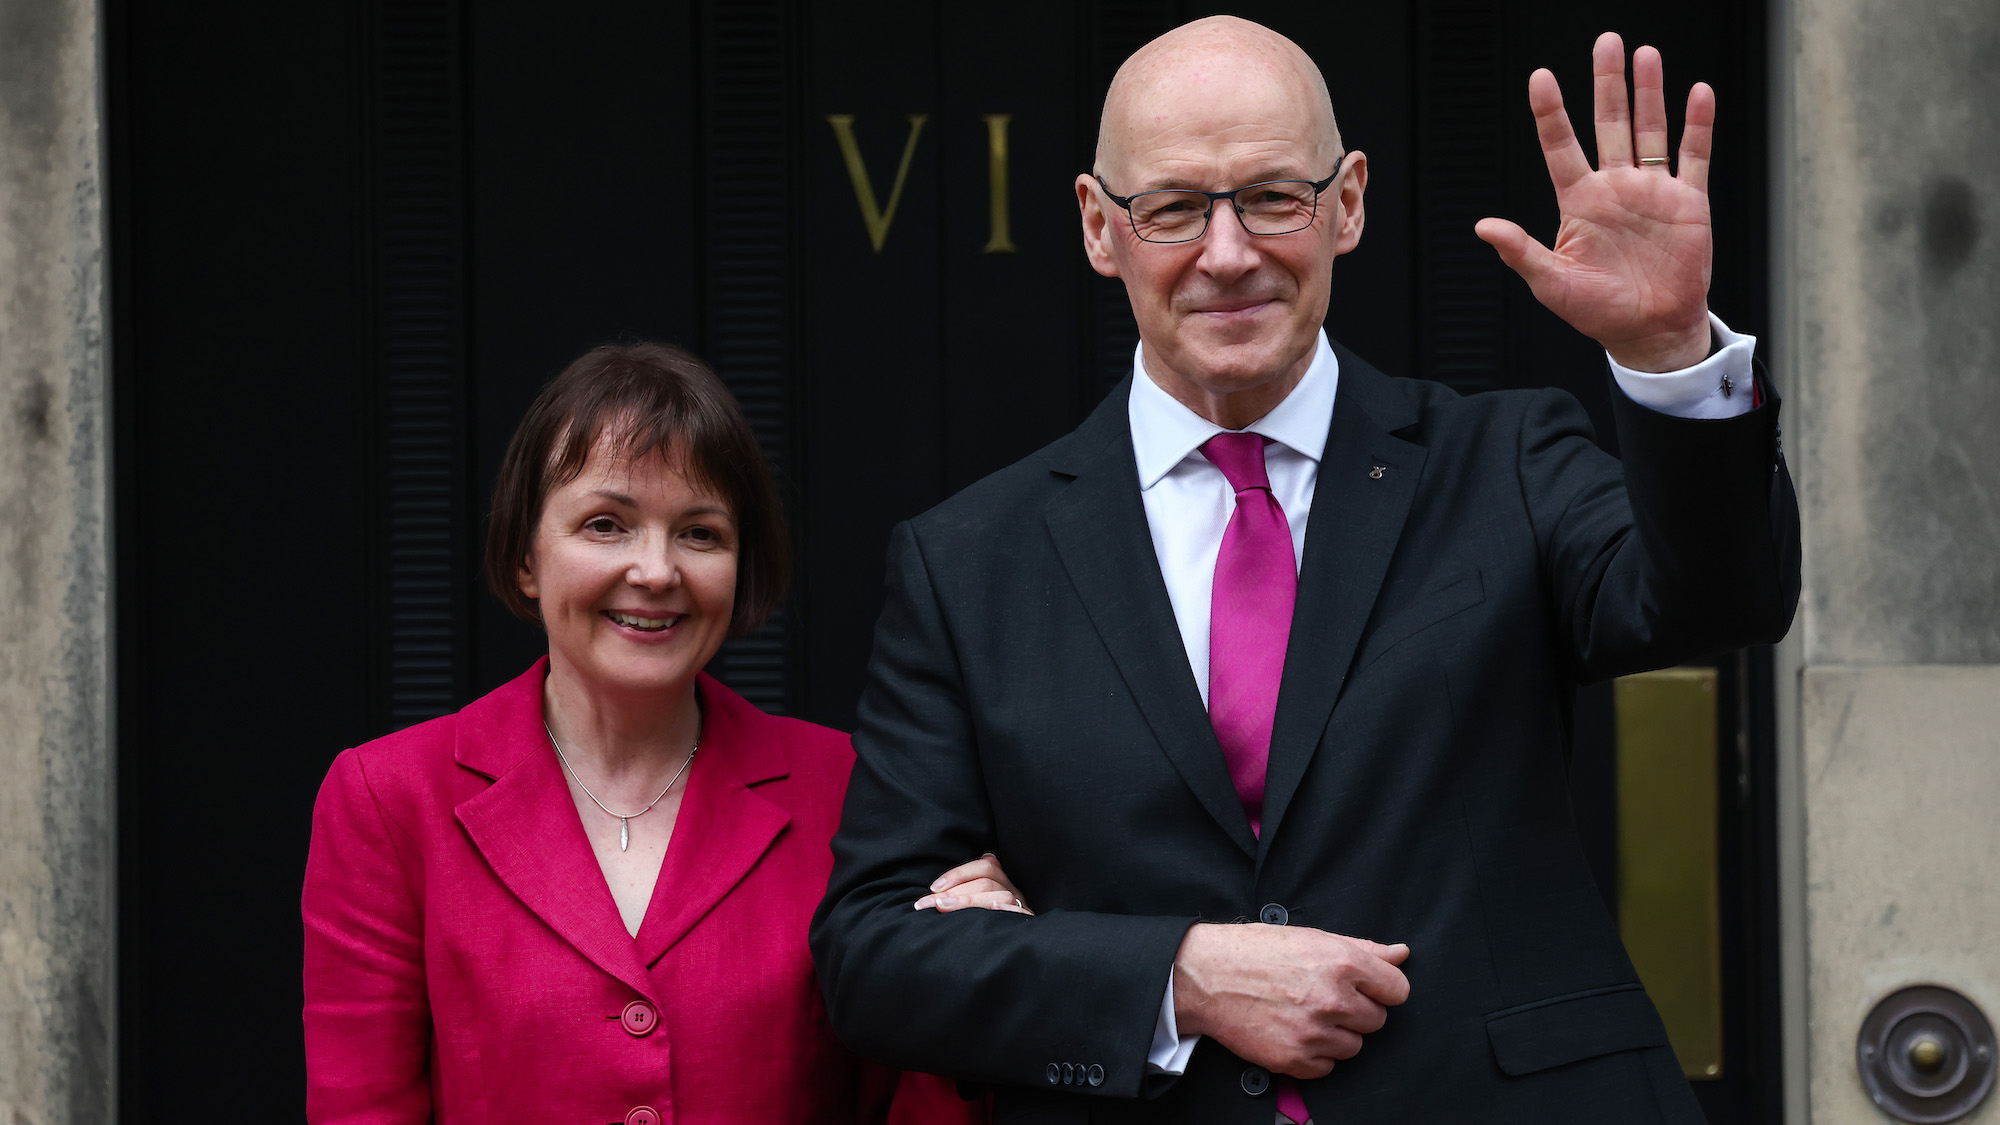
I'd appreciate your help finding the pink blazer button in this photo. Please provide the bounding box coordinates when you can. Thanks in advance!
[619,1000,658,1037]
[624,1107,658,1125]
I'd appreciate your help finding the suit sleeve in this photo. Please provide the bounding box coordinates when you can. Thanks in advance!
[302,750,432,1124]
[811,521,1194,1099]
[1522,361,1801,681]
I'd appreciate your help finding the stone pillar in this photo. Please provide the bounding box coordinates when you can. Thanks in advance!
[0,0,115,1121]
[1774,0,2000,1120]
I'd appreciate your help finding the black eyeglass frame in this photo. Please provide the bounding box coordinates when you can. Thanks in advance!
[1094,153,1349,244]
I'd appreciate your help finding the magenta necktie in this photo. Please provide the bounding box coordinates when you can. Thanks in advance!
[1202,433,1312,1125]
[1203,432,1296,838]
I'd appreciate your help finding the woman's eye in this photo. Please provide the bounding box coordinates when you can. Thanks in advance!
[586,518,620,534]
[686,526,716,543]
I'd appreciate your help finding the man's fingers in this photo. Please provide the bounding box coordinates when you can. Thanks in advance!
[1474,218,1557,291]
[1528,68,1591,192]
[1324,1027,1366,1062]
[1631,45,1669,166]
[1591,31,1632,168]
[1361,940,1411,966]
[1342,993,1391,1035]
[1678,81,1716,195]
[1351,949,1412,1008]
[1276,1055,1339,1081]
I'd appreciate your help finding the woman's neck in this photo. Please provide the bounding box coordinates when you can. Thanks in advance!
[540,656,703,782]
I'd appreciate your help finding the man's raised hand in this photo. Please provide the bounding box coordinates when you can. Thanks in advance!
[1172,923,1412,1079]
[1474,32,1715,373]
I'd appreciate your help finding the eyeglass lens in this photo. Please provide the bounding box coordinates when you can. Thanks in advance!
[1128,181,1320,243]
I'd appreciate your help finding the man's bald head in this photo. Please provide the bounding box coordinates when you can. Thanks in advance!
[1094,16,1342,184]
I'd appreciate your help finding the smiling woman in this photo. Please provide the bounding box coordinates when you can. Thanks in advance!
[301,343,996,1124]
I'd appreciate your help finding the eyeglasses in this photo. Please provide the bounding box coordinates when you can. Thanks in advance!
[1095,155,1348,244]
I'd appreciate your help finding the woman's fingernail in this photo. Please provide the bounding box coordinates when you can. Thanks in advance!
[913,896,936,910]
[938,896,959,909]
[930,877,948,891]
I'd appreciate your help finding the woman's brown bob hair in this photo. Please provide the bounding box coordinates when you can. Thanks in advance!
[485,342,789,636]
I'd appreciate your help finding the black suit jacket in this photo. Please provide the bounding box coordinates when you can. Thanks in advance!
[811,344,1800,1124]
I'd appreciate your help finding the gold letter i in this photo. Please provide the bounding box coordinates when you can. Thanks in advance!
[982,114,1017,253]
[827,114,929,254]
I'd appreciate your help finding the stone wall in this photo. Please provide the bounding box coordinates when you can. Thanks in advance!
[1777,0,2000,1119]
[0,0,115,1121]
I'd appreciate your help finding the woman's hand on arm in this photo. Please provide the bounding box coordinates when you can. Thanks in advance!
[914,853,1034,915]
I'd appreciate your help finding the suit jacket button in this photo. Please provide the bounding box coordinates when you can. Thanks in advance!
[1260,903,1289,926]
[1062,1062,1076,1085]
[1241,1066,1272,1096]
[619,1000,658,1037]
[624,1108,659,1125]
[1046,1062,1060,1084]
[1087,1063,1105,1087]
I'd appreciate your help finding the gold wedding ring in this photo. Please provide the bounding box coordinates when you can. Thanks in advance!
[1638,156,1669,166]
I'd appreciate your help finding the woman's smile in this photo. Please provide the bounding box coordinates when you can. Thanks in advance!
[602,608,684,636]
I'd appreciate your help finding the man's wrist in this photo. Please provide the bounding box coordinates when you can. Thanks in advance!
[1604,313,1713,373]
[1170,923,1217,1039]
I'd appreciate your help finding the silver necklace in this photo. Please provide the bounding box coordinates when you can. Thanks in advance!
[545,722,698,852]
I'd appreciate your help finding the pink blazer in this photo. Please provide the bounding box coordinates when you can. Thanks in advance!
[303,658,980,1125]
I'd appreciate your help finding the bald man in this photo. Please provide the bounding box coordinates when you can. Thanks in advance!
[812,17,1796,1125]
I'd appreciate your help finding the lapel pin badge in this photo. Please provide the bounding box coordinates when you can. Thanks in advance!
[1369,465,1387,480]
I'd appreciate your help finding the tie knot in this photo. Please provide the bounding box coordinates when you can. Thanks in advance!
[1201,432,1273,493]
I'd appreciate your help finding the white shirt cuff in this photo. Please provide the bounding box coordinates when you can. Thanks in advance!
[1146,972,1201,1074]
[1607,312,1757,420]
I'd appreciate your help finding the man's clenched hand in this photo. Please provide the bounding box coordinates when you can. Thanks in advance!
[1171,922,1412,1079]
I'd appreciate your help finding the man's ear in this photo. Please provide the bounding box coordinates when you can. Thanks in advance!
[1076,175,1122,279]
[1332,151,1368,256]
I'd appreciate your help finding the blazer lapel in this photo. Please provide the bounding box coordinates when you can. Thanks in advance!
[633,675,791,970]
[453,660,656,1001]
[1044,383,1258,857]
[1260,352,1426,852]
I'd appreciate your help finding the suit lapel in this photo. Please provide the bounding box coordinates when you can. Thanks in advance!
[633,676,791,969]
[452,661,656,1000]
[1260,353,1426,853]
[1044,384,1258,857]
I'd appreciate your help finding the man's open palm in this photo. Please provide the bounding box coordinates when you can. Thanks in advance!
[1476,33,1714,372]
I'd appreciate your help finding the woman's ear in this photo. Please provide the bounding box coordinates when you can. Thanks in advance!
[516,554,540,602]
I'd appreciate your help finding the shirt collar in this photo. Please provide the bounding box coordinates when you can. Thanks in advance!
[1127,331,1340,491]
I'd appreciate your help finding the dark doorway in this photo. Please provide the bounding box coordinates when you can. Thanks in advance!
[107,0,1776,1119]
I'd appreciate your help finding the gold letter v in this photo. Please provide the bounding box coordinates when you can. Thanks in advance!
[826,114,929,254]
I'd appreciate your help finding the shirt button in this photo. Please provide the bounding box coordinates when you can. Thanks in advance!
[1259,903,1289,926]
[624,1107,659,1125]
[1241,1065,1272,1096]
[619,1000,658,1037]
[1087,1063,1105,1087]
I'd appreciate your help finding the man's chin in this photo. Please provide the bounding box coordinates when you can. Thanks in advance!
[1176,341,1299,392]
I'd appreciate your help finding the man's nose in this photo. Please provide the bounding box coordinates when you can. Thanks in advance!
[1197,202,1262,277]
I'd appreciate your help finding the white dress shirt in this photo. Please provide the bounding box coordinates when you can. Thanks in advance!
[1138,313,1758,1079]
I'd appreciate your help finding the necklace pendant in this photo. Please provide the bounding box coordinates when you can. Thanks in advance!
[619,818,630,852]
